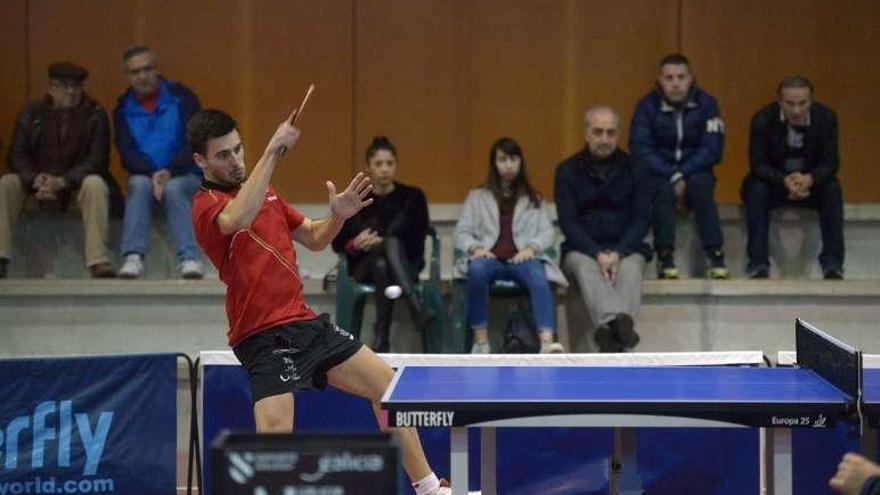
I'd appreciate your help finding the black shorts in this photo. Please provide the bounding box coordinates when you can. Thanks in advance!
[232,314,363,402]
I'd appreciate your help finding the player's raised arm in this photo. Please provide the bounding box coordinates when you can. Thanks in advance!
[216,116,300,234]
[294,172,373,251]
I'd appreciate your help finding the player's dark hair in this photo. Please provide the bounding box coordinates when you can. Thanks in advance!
[484,137,541,208]
[187,109,237,156]
[365,136,397,162]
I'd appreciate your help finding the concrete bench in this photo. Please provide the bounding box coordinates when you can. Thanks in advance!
[3,278,879,359]
[6,203,880,280]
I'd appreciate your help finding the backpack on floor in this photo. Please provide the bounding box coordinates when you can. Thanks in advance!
[502,304,540,354]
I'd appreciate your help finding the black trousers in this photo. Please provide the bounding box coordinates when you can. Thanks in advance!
[350,236,421,351]
[741,176,844,272]
[648,171,725,256]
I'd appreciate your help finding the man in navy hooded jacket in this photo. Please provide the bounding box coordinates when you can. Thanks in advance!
[630,53,728,279]
[114,45,203,279]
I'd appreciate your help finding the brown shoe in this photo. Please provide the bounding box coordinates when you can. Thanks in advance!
[89,262,116,279]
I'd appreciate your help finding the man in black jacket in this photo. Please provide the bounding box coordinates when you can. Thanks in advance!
[742,75,844,279]
[556,106,651,352]
[1,62,116,278]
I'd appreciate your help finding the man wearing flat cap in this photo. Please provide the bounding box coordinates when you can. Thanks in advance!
[0,61,117,278]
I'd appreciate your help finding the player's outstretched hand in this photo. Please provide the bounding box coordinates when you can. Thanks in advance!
[327,172,373,221]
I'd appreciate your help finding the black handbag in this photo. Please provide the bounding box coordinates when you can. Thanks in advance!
[502,303,540,354]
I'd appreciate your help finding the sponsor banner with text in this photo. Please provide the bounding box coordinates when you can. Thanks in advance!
[0,354,177,495]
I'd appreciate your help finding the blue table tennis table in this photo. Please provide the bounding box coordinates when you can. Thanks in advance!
[865,368,880,429]
[382,320,861,495]
[862,363,880,463]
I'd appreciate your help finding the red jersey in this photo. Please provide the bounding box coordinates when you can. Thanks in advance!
[192,181,317,346]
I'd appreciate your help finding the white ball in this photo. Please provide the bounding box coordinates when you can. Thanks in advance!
[384,285,403,299]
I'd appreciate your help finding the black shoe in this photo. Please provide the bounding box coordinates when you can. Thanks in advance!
[612,313,640,349]
[707,250,729,279]
[747,266,769,279]
[823,267,844,280]
[0,258,7,278]
[594,324,623,353]
[657,252,679,280]
[406,292,437,330]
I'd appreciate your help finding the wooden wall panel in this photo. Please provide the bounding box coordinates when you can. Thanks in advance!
[6,0,879,202]
[135,0,354,202]
[0,0,28,159]
[463,0,678,201]
[354,0,463,200]
[356,0,679,202]
[683,0,880,202]
[24,0,352,202]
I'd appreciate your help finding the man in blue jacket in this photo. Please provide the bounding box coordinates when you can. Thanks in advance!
[742,76,844,279]
[114,46,203,279]
[630,53,728,279]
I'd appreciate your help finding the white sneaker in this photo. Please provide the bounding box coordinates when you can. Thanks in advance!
[432,479,451,495]
[470,341,491,354]
[541,342,565,354]
[117,254,144,279]
[179,259,204,279]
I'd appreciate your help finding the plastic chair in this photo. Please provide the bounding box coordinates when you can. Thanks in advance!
[334,226,444,353]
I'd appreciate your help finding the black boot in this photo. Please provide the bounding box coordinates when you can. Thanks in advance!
[372,294,394,353]
[612,313,640,349]
[405,293,437,330]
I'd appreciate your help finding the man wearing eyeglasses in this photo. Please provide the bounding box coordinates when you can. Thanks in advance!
[114,45,204,279]
[1,61,116,278]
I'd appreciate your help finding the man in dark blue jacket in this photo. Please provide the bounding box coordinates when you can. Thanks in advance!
[742,76,844,279]
[630,53,728,279]
[114,46,203,279]
[556,106,651,352]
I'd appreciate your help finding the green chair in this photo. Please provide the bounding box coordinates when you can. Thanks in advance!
[450,247,558,353]
[334,226,444,353]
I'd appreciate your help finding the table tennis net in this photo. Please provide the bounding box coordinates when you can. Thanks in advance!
[795,318,862,401]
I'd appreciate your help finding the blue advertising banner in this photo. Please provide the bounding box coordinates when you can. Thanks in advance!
[0,354,178,495]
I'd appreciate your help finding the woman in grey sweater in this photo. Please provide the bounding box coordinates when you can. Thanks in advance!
[454,137,567,354]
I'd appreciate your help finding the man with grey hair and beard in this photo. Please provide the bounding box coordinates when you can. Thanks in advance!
[555,106,652,352]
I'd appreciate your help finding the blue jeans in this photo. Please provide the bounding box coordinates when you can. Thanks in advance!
[466,258,555,331]
[120,173,201,261]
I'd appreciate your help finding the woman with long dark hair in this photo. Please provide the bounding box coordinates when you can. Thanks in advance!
[454,137,567,353]
[332,136,435,352]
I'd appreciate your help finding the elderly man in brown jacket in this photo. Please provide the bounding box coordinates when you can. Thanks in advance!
[0,61,116,278]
